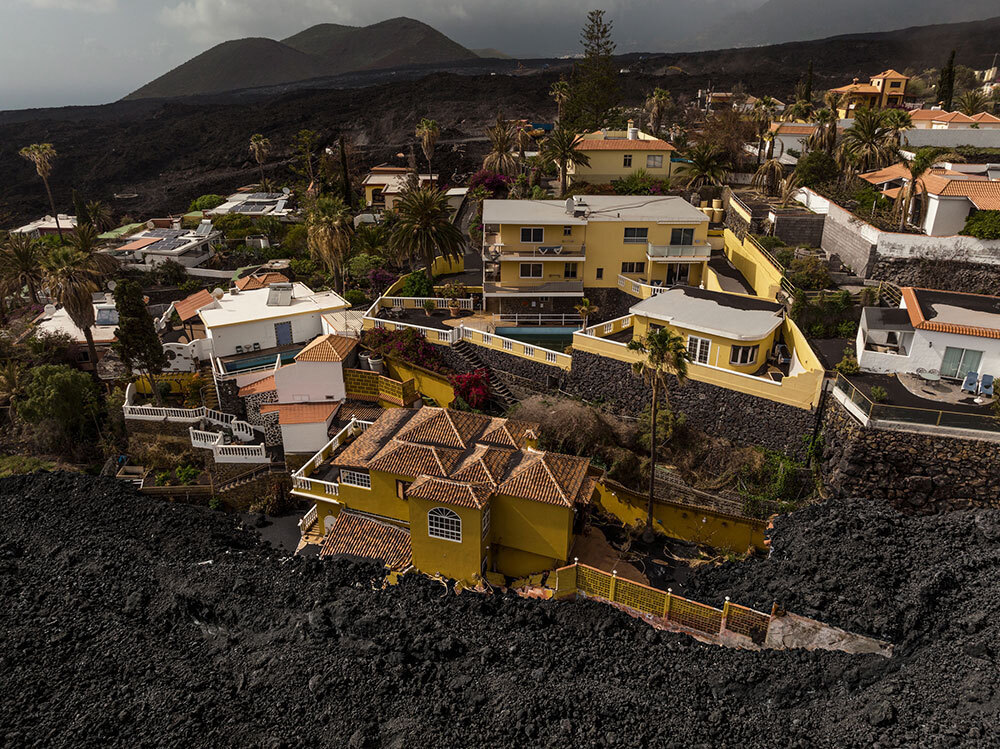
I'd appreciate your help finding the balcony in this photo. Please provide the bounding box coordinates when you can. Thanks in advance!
[483,241,586,261]
[646,242,711,261]
[484,280,585,297]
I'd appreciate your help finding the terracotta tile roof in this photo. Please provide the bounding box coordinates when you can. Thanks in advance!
[235,272,289,291]
[902,287,1000,340]
[450,445,516,487]
[768,123,817,136]
[970,112,1000,123]
[238,374,276,396]
[910,109,943,120]
[930,111,975,123]
[860,163,912,184]
[919,172,1000,210]
[295,333,359,362]
[333,409,418,468]
[829,82,880,94]
[174,289,215,322]
[259,401,340,425]
[576,475,599,505]
[367,440,463,478]
[396,408,491,450]
[320,510,412,571]
[406,476,493,509]
[336,402,386,424]
[478,418,538,449]
[497,450,590,507]
[871,69,909,80]
[576,138,676,151]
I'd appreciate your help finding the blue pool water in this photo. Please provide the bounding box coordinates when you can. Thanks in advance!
[498,326,579,352]
[224,348,303,372]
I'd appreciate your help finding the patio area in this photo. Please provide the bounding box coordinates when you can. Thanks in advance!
[843,372,995,415]
[376,307,475,331]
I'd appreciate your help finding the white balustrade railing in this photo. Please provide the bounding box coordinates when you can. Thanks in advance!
[290,419,374,496]
[299,504,318,530]
[496,313,583,326]
[383,296,475,311]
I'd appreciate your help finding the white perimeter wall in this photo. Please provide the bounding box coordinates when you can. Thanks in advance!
[281,421,333,455]
[274,361,345,402]
[859,327,1000,376]
[206,313,325,357]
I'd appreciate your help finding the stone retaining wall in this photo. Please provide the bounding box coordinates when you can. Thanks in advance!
[820,397,1000,513]
[584,287,634,324]
[566,351,815,458]
[772,213,825,248]
[868,257,1000,296]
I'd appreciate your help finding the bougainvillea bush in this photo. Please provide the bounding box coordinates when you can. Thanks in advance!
[449,368,491,410]
[362,328,449,373]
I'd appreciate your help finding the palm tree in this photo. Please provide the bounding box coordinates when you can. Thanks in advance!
[778,173,801,208]
[956,90,989,116]
[415,118,440,184]
[682,144,730,188]
[306,196,353,294]
[483,116,519,176]
[838,108,893,173]
[895,148,939,231]
[751,96,777,165]
[626,328,689,542]
[0,233,44,304]
[0,361,27,409]
[752,157,785,197]
[807,108,838,155]
[549,78,571,122]
[574,298,599,329]
[389,187,466,282]
[645,88,672,136]
[514,121,534,174]
[249,133,271,186]
[882,108,913,150]
[85,200,113,233]
[42,246,110,367]
[784,98,813,122]
[541,126,590,197]
[823,91,844,118]
[19,143,63,242]
[67,224,117,275]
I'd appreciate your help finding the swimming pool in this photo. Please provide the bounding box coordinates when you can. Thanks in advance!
[497,326,579,352]
[224,348,303,372]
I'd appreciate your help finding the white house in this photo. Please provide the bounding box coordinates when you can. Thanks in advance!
[108,221,221,268]
[857,287,1000,381]
[197,282,350,362]
[206,190,295,221]
[11,214,77,238]
[238,333,359,455]
[34,292,118,372]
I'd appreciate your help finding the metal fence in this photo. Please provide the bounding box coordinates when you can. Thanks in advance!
[551,562,771,643]
[834,373,1000,434]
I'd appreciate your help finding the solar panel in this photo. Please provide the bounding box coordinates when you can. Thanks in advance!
[149,238,189,252]
[195,221,213,236]
[146,228,186,238]
[245,192,284,200]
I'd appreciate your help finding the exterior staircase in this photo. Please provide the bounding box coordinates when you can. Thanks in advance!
[453,340,515,408]
[200,370,219,410]
[216,462,286,493]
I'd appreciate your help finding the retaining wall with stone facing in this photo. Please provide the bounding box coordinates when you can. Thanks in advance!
[868,257,1000,296]
[566,351,815,458]
[820,397,1000,513]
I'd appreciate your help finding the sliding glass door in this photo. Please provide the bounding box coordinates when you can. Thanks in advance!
[940,347,984,379]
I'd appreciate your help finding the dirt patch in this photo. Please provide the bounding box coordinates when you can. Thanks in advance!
[1,472,997,746]
[569,526,649,585]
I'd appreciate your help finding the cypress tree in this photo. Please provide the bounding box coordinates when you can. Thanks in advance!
[938,50,956,110]
[113,279,168,406]
[804,60,813,102]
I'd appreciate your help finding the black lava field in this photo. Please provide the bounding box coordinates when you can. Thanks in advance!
[1,473,997,748]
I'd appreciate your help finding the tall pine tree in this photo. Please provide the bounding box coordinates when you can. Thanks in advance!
[564,10,620,132]
[804,60,813,102]
[113,279,168,406]
[937,50,956,110]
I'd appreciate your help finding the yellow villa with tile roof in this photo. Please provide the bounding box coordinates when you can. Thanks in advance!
[829,69,910,119]
[292,408,597,582]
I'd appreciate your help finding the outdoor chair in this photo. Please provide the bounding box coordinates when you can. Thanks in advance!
[235,345,244,354]
[252,342,261,351]
[961,371,979,394]
[980,374,994,398]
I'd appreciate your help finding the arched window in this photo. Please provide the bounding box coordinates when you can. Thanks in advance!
[427,507,462,543]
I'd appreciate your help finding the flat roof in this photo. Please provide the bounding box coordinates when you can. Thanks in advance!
[862,307,914,332]
[483,196,709,226]
[904,287,1000,340]
[199,283,349,329]
[630,287,784,341]
[36,305,118,345]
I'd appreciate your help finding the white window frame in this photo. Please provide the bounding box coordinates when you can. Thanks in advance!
[520,227,544,243]
[520,263,543,278]
[623,154,633,168]
[730,344,758,366]
[670,227,695,245]
[482,504,491,537]
[646,154,664,169]
[623,227,649,244]
[563,226,573,237]
[688,336,711,365]
[621,261,645,274]
[564,263,577,279]
[428,507,462,543]
[341,470,371,489]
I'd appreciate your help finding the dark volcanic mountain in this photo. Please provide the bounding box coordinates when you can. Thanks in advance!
[125,17,479,100]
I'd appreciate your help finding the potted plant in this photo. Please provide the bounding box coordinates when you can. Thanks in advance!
[368,352,384,374]
[443,281,467,318]
[423,299,436,317]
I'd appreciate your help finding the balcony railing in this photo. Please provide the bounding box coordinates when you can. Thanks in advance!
[484,242,586,259]
[646,242,711,259]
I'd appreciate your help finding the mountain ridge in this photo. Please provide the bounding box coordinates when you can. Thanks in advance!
[125,17,478,101]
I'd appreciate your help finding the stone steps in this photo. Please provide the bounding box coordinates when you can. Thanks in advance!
[452,340,515,408]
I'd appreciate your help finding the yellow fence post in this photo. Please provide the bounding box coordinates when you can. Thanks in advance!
[721,596,730,634]
[664,588,672,621]
[609,570,617,602]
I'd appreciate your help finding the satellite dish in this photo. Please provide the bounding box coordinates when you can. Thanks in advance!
[107,280,117,291]
[282,187,291,195]
[43,304,56,316]
[212,288,225,299]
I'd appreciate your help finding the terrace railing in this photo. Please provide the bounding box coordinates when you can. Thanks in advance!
[646,242,711,259]
[291,419,374,497]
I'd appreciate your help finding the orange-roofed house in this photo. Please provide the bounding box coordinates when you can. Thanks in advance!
[292,407,598,582]
[856,287,1000,382]
[567,120,677,185]
[829,69,910,119]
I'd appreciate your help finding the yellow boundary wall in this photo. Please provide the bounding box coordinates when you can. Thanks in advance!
[723,228,787,300]
[384,358,456,407]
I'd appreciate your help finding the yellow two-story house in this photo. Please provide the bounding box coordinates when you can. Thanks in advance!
[481,195,710,314]
[292,407,596,582]
[829,69,910,119]
[567,120,677,184]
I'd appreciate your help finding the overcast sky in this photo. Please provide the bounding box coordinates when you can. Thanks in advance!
[0,0,761,110]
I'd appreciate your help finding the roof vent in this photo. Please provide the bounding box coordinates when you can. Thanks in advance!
[627,119,638,140]
[266,282,293,307]
[565,197,575,215]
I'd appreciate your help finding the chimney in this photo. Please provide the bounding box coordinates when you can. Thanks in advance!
[627,119,638,140]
